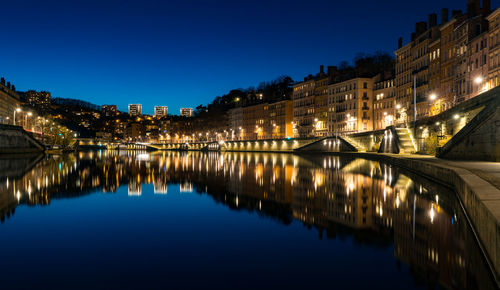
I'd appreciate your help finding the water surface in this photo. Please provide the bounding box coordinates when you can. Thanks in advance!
[0,151,495,289]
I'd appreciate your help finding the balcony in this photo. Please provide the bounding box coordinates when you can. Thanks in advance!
[362,106,369,110]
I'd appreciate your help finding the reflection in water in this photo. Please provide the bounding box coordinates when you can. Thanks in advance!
[0,151,496,289]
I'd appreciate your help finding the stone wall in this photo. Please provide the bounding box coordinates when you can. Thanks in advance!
[437,106,500,161]
[0,124,44,153]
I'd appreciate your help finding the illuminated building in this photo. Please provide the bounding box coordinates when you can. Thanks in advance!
[465,31,489,101]
[455,0,490,103]
[0,77,20,125]
[395,41,412,125]
[128,104,142,116]
[102,105,117,117]
[227,107,243,140]
[327,77,374,133]
[373,73,396,130]
[242,103,268,140]
[125,122,144,142]
[25,90,51,106]
[180,108,193,117]
[292,74,316,138]
[428,38,441,116]
[439,11,463,115]
[154,106,168,118]
[313,66,330,137]
[487,7,500,90]
[268,100,293,139]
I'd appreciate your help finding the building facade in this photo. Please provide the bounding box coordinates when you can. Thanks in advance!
[227,107,243,140]
[395,42,413,125]
[154,106,168,118]
[25,90,51,106]
[180,108,193,117]
[466,31,489,100]
[373,74,396,131]
[0,78,21,125]
[242,103,268,140]
[488,7,500,90]
[293,76,315,138]
[128,104,142,116]
[268,100,293,139]
[102,105,117,117]
[327,78,374,134]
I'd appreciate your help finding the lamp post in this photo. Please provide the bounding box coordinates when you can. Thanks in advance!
[13,108,21,126]
[474,76,485,97]
[26,112,33,131]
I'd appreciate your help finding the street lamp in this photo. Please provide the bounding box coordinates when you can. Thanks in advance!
[25,112,32,130]
[13,108,21,126]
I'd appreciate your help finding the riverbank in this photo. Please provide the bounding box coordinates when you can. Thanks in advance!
[300,151,500,284]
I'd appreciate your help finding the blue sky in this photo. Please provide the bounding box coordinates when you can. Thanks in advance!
[1,0,498,114]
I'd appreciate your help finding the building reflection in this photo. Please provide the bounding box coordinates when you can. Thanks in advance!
[0,151,495,290]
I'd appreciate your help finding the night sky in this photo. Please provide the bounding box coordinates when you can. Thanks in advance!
[1,0,499,114]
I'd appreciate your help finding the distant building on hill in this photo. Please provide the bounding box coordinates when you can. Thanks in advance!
[154,106,168,118]
[180,108,193,117]
[128,104,142,116]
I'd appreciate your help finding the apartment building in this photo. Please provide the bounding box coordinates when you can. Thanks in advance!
[128,104,142,116]
[466,31,489,100]
[268,100,293,139]
[373,74,396,131]
[154,106,168,118]
[395,42,412,125]
[488,7,500,89]
[292,76,315,138]
[227,107,243,140]
[242,103,268,140]
[327,78,374,134]
[314,67,329,137]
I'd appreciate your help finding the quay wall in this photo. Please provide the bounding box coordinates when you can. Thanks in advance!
[0,124,44,154]
[312,151,500,283]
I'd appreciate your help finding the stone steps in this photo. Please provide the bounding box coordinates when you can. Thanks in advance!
[395,128,416,154]
[343,136,365,152]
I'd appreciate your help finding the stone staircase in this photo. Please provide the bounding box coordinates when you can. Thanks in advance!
[342,136,366,152]
[395,127,416,154]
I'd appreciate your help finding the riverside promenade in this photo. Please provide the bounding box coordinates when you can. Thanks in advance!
[320,151,500,284]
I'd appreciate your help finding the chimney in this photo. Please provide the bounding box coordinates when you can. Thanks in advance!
[483,0,491,15]
[320,65,324,76]
[428,13,437,28]
[7,82,11,89]
[11,85,15,91]
[0,77,4,85]
[415,21,427,36]
[398,37,403,49]
[452,10,462,18]
[327,66,337,76]
[442,8,449,23]
[472,0,481,16]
